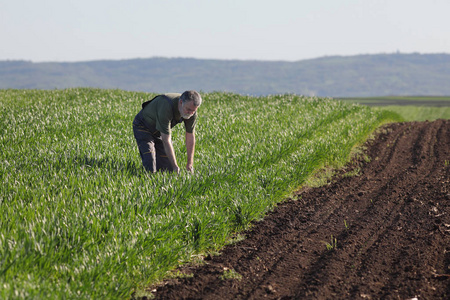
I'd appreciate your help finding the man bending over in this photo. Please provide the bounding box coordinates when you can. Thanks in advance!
[133,90,202,173]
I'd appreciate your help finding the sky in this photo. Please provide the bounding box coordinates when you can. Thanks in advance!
[1,0,449,63]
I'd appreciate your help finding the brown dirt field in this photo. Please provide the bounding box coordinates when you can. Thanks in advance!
[152,120,450,300]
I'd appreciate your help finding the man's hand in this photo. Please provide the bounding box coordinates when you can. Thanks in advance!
[186,165,194,173]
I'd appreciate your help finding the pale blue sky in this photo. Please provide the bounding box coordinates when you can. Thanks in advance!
[1,0,449,62]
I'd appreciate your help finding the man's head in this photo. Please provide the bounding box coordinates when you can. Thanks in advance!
[179,90,202,119]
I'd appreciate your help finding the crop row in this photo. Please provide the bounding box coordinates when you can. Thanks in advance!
[0,89,400,299]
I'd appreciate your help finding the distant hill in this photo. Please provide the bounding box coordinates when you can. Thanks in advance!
[1,53,449,97]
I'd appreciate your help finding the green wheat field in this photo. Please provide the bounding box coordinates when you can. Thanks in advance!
[1,89,447,299]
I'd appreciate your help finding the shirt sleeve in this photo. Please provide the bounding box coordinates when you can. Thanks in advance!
[184,112,197,133]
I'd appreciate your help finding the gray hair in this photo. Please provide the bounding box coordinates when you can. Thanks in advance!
[180,90,202,106]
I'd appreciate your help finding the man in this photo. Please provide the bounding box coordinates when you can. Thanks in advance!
[133,90,202,173]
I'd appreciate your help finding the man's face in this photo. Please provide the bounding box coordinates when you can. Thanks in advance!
[179,100,198,119]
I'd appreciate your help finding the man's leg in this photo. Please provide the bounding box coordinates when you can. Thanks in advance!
[133,123,174,172]
[133,123,158,172]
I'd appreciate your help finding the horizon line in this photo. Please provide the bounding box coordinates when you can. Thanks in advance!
[2,51,449,64]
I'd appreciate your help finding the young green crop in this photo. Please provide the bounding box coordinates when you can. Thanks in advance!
[375,105,450,121]
[0,88,401,299]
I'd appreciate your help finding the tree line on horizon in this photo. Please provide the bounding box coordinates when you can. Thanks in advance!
[1,53,449,97]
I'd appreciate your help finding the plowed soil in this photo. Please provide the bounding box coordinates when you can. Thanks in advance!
[152,120,450,300]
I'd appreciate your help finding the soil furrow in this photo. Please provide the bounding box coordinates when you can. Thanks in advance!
[151,120,450,300]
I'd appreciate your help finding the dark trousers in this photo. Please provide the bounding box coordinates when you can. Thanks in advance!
[133,113,173,172]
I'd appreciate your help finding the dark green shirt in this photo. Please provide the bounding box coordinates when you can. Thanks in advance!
[141,93,197,135]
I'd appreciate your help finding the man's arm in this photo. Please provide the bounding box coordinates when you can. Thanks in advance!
[185,132,195,172]
[160,133,180,174]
